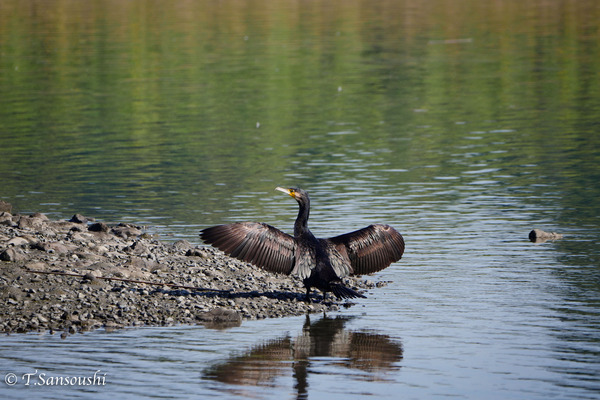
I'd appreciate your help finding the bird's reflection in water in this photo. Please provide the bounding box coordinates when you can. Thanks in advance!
[202,314,403,397]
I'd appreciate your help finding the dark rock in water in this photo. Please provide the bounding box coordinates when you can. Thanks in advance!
[197,307,242,328]
[529,229,564,243]
[0,201,11,213]
[88,222,109,232]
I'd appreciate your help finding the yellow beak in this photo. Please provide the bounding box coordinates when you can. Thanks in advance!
[275,187,294,198]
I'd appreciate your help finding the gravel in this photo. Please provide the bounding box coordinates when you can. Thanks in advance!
[0,209,381,335]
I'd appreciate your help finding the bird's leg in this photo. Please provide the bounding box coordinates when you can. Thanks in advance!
[304,287,312,303]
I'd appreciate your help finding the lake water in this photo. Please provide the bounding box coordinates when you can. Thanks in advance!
[1,0,600,399]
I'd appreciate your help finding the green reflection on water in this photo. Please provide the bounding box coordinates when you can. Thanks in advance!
[0,0,598,234]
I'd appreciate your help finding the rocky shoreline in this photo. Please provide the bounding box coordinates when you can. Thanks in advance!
[0,209,380,335]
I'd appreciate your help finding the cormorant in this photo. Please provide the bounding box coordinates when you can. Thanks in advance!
[200,187,404,300]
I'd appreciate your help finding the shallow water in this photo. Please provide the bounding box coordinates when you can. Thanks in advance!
[1,0,600,399]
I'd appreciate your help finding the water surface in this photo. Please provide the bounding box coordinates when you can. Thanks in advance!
[1,0,599,399]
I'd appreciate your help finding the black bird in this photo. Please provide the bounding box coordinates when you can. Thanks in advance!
[200,187,404,300]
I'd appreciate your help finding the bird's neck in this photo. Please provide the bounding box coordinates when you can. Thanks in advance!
[294,199,311,237]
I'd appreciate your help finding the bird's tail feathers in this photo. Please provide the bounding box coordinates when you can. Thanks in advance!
[331,284,366,299]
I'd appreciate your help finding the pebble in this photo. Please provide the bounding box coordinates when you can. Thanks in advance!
[1,247,27,262]
[7,237,29,247]
[0,201,12,213]
[69,214,88,223]
[88,222,109,232]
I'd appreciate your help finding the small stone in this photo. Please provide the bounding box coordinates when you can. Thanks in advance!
[31,213,49,221]
[35,313,49,323]
[186,248,207,257]
[50,242,72,254]
[111,224,142,238]
[26,261,48,271]
[94,245,109,254]
[69,214,88,223]
[172,240,192,251]
[7,236,29,247]
[123,240,149,255]
[0,247,27,262]
[88,222,109,232]
[82,272,100,282]
[0,212,15,226]
[197,307,242,328]
[0,201,12,213]
[17,215,46,230]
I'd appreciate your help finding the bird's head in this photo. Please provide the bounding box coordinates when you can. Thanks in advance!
[276,187,309,204]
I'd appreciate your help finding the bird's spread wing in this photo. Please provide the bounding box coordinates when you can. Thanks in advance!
[200,222,296,275]
[327,224,404,275]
